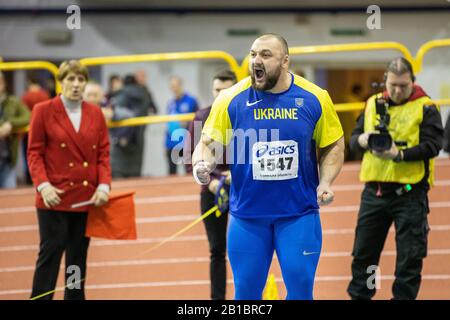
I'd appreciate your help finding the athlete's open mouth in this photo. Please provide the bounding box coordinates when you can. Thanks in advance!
[254,66,265,81]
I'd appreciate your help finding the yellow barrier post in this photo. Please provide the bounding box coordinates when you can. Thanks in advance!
[415,38,450,73]
[0,60,60,93]
[9,40,450,133]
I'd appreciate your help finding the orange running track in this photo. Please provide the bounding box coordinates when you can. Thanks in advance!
[1,159,450,300]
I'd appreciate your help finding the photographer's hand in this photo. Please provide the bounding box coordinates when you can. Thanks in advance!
[372,142,400,160]
[358,131,377,149]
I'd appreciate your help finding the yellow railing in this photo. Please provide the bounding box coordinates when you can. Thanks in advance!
[14,99,450,134]
[80,50,246,80]
[0,60,61,93]
[110,98,450,126]
[13,113,196,134]
[107,113,195,128]
[415,39,450,73]
[5,39,450,133]
[240,41,416,77]
[334,99,450,113]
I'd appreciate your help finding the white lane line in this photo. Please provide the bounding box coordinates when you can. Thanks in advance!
[2,179,450,216]
[3,273,450,296]
[0,225,38,232]
[321,205,360,213]
[0,257,210,273]
[0,206,35,215]
[0,195,201,215]
[1,158,449,198]
[1,196,450,218]
[136,195,199,204]
[3,248,450,273]
[4,200,450,233]
[0,176,197,197]
[0,215,201,233]
[0,235,207,252]
[314,274,450,281]
[2,224,450,253]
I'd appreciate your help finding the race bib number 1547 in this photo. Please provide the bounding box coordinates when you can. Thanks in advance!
[252,140,298,181]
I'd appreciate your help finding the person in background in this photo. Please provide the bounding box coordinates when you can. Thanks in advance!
[28,60,111,300]
[185,69,237,300]
[83,81,113,121]
[106,74,123,102]
[21,74,50,184]
[135,69,158,115]
[110,74,150,178]
[0,71,30,188]
[166,76,198,175]
[22,74,51,112]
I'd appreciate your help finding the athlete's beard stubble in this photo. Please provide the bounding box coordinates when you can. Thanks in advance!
[251,63,282,91]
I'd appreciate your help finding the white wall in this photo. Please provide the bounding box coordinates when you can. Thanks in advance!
[1,11,450,175]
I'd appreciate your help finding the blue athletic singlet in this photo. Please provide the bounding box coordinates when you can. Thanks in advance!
[203,73,343,218]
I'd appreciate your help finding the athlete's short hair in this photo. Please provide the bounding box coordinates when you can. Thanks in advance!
[257,33,289,56]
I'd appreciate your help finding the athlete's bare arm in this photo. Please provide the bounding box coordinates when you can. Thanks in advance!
[316,136,345,205]
[192,134,216,167]
[192,134,224,185]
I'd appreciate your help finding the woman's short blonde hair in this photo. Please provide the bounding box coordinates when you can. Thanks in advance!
[56,60,89,82]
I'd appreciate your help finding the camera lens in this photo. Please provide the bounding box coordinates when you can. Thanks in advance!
[368,133,392,152]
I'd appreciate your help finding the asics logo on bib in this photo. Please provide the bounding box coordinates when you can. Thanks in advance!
[256,144,296,158]
[252,140,299,181]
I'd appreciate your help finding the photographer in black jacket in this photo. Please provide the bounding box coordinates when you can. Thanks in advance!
[347,57,444,300]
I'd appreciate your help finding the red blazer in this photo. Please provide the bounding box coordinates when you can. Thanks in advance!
[28,96,112,212]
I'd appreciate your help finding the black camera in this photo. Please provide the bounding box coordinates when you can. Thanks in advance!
[367,96,393,152]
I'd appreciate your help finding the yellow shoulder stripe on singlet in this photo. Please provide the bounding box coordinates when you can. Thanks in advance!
[202,77,252,145]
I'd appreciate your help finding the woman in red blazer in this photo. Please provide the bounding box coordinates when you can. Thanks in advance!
[27,60,111,300]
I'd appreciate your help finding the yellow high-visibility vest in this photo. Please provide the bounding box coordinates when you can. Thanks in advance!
[360,93,436,185]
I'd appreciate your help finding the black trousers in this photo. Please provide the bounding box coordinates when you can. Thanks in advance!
[347,184,430,300]
[200,190,229,300]
[21,133,32,185]
[31,209,90,300]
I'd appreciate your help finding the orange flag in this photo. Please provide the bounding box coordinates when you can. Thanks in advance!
[85,191,137,240]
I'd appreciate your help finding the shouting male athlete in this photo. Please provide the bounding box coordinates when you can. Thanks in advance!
[192,33,344,300]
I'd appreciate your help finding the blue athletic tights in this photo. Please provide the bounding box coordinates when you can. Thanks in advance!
[227,213,322,300]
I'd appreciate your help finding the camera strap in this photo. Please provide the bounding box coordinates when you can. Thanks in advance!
[375,96,390,125]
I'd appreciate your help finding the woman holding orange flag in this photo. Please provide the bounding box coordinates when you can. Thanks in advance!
[27,60,111,300]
